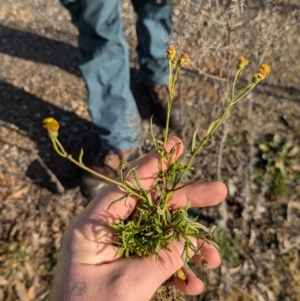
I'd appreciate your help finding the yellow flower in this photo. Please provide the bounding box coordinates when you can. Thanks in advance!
[179,52,189,67]
[43,117,60,138]
[238,56,249,65]
[261,64,271,76]
[258,69,267,78]
[166,45,176,61]
[175,268,187,282]
[43,117,60,131]
[252,63,271,83]
[237,56,249,70]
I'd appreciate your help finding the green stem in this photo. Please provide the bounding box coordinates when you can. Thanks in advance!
[52,139,67,157]
[231,83,254,102]
[168,60,173,92]
[174,136,209,186]
[163,62,182,150]
[172,65,181,93]
[231,83,256,104]
[174,83,256,185]
[51,138,148,202]
[162,190,174,213]
[71,156,149,202]
[55,138,67,155]
[176,101,232,184]
[163,60,173,149]
[67,154,122,186]
[232,70,241,98]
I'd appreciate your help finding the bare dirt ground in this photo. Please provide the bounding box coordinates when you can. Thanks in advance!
[1,0,300,300]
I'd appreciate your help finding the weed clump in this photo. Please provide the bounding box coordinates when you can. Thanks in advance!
[43,47,270,280]
[256,133,299,200]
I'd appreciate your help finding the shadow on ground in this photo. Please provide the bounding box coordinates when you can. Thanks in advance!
[0,24,81,76]
[0,26,162,193]
[0,80,100,191]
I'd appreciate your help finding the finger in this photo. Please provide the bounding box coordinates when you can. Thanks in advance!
[121,237,219,297]
[171,266,204,295]
[192,243,221,269]
[170,243,221,295]
[169,181,228,209]
[144,237,220,281]
[126,238,203,297]
[85,136,184,223]
[170,242,221,295]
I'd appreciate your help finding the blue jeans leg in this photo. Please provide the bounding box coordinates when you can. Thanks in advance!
[132,0,173,86]
[62,0,141,151]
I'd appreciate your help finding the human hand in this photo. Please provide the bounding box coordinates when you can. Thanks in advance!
[49,137,227,301]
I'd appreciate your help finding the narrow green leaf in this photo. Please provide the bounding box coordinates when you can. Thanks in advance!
[173,181,194,192]
[191,130,198,153]
[150,116,159,151]
[78,148,84,164]
[123,166,137,182]
[113,247,124,259]
[124,180,139,195]
[108,222,121,230]
[107,195,127,211]
[144,231,154,236]
[206,119,220,137]
[132,169,142,189]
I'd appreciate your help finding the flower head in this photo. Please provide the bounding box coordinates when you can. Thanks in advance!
[261,64,271,76]
[179,52,190,67]
[237,56,249,70]
[166,45,176,61]
[171,55,178,69]
[252,63,271,83]
[43,117,60,139]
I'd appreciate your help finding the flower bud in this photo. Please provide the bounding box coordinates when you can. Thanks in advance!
[237,56,249,70]
[171,55,178,69]
[166,45,176,61]
[252,73,261,83]
[179,52,189,67]
[252,63,271,82]
[43,117,60,138]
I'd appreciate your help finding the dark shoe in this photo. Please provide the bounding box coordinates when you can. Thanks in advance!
[81,147,140,200]
[145,84,183,129]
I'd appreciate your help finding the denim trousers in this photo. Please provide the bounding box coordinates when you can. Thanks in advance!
[61,0,173,151]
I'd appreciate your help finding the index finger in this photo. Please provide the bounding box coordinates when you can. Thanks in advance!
[170,181,227,209]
